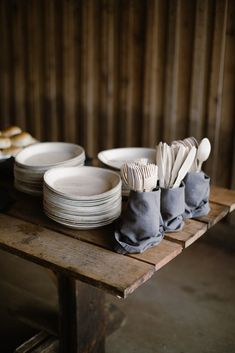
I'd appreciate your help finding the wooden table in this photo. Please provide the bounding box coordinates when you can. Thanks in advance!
[0,175,235,353]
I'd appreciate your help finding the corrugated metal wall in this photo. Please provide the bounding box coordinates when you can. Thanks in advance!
[0,0,234,187]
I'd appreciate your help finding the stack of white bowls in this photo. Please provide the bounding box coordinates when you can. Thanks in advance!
[14,142,85,195]
[43,166,122,229]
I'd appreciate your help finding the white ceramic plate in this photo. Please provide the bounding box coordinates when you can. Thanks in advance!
[44,166,121,200]
[44,188,121,208]
[44,203,121,222]
[44,196,121,215]
[43,166,122,229]
[44,210,119,229]
[15,142,85,169]
[97,147,156,170]
[14,180,42,196]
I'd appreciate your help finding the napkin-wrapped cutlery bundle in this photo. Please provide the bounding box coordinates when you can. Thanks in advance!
[156,137,211,223]
[114,162,164,254]
[183,171,210,218]
[113,137,212,253]
[121,161,158,192]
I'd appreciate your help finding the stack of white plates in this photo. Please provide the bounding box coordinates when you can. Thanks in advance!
[43,166,122,229]
[98,147,156,196]
[14,142,85,195]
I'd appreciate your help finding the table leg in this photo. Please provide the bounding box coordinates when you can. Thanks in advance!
[57,274,106,353]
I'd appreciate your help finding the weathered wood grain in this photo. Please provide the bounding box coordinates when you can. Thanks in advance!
[210,186,235,212]
[80,0,100,157]
[131,239,182,269]
[4,185,183,269]
[142,0,167,146]
[163,0,196,142]
[118,0,145,147]
[3,182,234,262]
[217,0,235,187]
[0,213,155,298]
[62,0,78,143]
[164,219,208,248]
[197,202,229,227]
[25,0,43,139]
[0,178,234,297]
[206,0,228,183]
[100,0,118,150]
[12,0,27,130]
[57,275,105,353]
[0,0,13,125]
[4,187,122,249]
[43,0,59,141]
[189,0,213,139]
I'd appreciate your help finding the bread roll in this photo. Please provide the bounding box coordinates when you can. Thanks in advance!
[11,132,33,147]
[2,146,22,157]
[2,125,22,137]
[0,136,11,148]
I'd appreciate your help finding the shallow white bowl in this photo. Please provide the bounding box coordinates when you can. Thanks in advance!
[44,166,121,201]
[15,142,85,169]
[97,147,156,170]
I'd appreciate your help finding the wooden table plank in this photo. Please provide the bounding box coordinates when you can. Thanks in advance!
[130,239,182,270]
[0,213,155,298]
[4,187,183,269]
[196,201,229,227]
[210,186,235,212]
[164,219,208,248]
[6,190,116,249]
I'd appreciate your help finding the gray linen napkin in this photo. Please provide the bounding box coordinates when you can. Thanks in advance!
[161,183,185,232]
[114,189,164,254]
[183,171,210,218]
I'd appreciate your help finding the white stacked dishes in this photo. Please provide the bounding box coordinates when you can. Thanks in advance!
[14,142,85,196]
[43,166,122,229]
[97,147,156,196]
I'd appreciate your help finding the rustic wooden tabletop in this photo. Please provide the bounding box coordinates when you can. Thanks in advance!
[0,183,234,297]
[0,173,234,353]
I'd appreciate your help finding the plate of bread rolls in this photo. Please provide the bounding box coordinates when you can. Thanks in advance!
[0,126,37,161]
